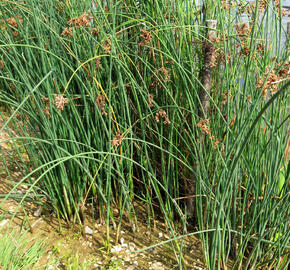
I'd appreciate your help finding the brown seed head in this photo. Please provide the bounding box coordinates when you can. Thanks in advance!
[68,13,91,27]
[53,94,68,111]
[111,131,123,147]
[6,16,23,28]
[148,94,154,108]
[139,28,153,47]
[96,93,107,115]
[0,59,4,69]
[62,27,73,37]
[155,109,170,124]
[197,119,211,135]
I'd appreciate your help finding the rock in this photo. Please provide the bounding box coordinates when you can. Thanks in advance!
[0,219,9,227]
[126,266,136,270]
[33,206,42,217]
[152,262,164,270]
[84,225,93,235]
[111,244,122,253]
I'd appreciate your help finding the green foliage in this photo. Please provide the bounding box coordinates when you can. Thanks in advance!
[0,229,46,270]
[0,0,289,269]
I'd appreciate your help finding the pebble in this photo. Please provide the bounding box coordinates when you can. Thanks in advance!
[126,266,136,270]
[0,219,8,227]
[120,237,128,248]
[84,226,93,235]
[152,262,165,270]
[111,244,122,253]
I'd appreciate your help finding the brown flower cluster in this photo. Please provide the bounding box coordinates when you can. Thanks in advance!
[212,32,229,44]
[0,59,4,69]
[258,0,269,12]
[235,22,250,39]
[6,16,23,28]
[276,61,290,77]
[240,42,250,56]
[218,52,231,64]
[9,82,15,91]
[150,67,171,88]
[96,93,107,115]
[240,1,267,14]
[68,13,90,27]
[95,57,102,70]
[209,135,220,150]
[61,27,73,37]
[197,119,211,135]
[197,118,223,151]
[62,13,93,37]
[53,94,68,111]
[91,27,99,36]
[41,94,68,116]
[221,0,234,10]
[103,39,112,54]
[111,131,123,147]
[6,16,23,37]
[256,62,289,97]
[41,97,50,117]
[139,29,153,47]
[273,0,286,16]
[221,91,233,110]
[158,67,171,82]
[147,93,154,108]
[256,43,265,56]
[242,0,286,16]
[155,109,170,125]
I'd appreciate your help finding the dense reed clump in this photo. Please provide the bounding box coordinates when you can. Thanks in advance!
[0,0,289,269]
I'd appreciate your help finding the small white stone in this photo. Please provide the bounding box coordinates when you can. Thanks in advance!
[152,262,164,270]
[47,266,55,270]
[133,260,138,265]
[84,226,93,235]
[120,237,125,245]
[126,266,136,270]
[0,219,9,227]
[111,245,122,253]
[158,232,163,238]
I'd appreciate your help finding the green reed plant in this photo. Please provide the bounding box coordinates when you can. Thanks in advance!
[0,0,289,269]
[0,228,46,270]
